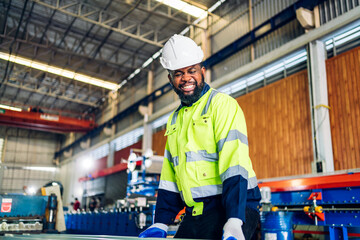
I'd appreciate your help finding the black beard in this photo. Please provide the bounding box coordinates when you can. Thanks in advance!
[173,75,205,106]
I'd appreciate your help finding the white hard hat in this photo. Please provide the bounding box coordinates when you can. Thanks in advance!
[160,34,204,70]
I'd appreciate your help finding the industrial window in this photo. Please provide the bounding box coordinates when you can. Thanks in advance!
[151,112,171,132]
[325,24,360,58]
[86,127,144,162]
[91,143,110,161]
[111,127,144,152]
[218,49,307,97]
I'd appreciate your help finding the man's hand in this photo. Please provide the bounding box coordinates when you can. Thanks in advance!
[139,223,168,238]
[222,218,245,240]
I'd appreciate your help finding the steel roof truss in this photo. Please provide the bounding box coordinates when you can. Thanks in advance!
[7,13,147,66]
[0,33,135,73]
[2,66,99,107]
[32,0,164,47]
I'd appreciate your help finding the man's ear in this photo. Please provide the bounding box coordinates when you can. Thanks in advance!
[201,66,206,76]
[168,74,174,87]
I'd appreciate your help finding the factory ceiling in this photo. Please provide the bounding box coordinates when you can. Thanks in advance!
[0,0,218,118]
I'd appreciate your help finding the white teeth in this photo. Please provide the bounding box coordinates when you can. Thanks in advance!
[183,85,194,89]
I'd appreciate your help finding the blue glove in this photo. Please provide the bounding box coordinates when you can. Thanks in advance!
[222,218,245,240]
[139,223,168,238]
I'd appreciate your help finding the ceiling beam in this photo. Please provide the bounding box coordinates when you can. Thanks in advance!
[0,27,139,71]
[31,0,165,47]
[3,81,98,107]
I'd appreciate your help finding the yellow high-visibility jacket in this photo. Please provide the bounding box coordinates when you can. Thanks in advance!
[155,86,260,224]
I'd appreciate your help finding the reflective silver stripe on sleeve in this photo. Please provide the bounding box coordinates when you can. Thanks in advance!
[220,165,248,183]
[201,90,218,116]
[165,149,179,167]
[173,156,179,167]
[185,150,219,163]
[220,166,258,190]
[190,184,223,198]
[164,149,172,161]
[171,111,179,125]
[159,180,179,193]
[217,129,248,152]
[248,176,258,189]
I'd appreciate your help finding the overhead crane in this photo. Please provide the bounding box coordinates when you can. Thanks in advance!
[0,108,96,133]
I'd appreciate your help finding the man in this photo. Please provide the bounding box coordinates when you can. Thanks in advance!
[89,197,96,211]
[73,198,80,211]
[139,34,261,240]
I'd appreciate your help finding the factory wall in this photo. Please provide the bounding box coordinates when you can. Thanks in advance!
[113,141,142,165]
[58,160,76,206]
[152,129,167,157]
[238,70,313,179]
[319,0,359,24]
[0,126,61,194]
[60,156,88,206]
[326,46,360,170]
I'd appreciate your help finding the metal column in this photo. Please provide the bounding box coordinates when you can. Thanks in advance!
[308,40,334,173]
[141,70,154,154]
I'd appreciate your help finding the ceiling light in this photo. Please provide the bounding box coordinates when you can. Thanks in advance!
[0,104,22,112]
[23,166,58,172]
[0,52,119,91]
[155,0,207,19]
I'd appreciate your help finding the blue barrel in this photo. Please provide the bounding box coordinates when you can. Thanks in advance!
[261,212,293,240]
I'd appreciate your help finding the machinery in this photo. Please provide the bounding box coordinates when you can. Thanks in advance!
[259,171,360,240]
[0,194,58,234]
[64,151,163,236]
[126,149,163,197]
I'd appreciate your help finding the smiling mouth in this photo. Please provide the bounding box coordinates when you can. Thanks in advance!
[181,84,195,93]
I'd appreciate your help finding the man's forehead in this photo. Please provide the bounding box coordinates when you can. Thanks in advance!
[174,64,200,72]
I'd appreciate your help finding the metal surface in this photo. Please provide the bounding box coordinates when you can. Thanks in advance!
[258,171,360,192]
[319,0,360,24]
[2,234,186,239]
[259,171,360,239]
[3,234,137,239]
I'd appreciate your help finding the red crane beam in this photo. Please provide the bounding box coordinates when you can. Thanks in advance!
[0,108,96,133]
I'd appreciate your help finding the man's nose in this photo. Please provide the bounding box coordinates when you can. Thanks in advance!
[182,72,192,81]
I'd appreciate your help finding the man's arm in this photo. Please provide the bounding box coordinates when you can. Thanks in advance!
[139,143,184,238]
[213,95,252,221]
[155,144,184,224]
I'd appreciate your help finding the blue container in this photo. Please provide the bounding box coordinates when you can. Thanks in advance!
[115,211,126,235]
[261,212,293,240]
